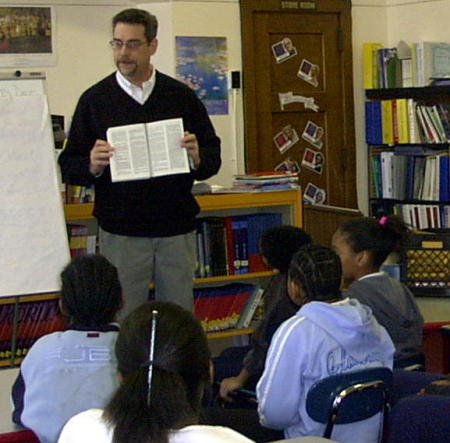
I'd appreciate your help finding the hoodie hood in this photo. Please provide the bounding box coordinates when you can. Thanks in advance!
[299,298,394,371]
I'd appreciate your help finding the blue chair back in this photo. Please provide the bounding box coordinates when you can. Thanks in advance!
[306,367,393,440]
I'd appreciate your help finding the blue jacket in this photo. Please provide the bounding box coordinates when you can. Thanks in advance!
[12,326,119,443]
[257,298,394,442]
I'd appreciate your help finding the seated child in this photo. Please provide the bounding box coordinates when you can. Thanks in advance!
[12,254,122,443]
[217,225,312,401]
[257,244,395,442]
[58,302,254,443]
[332,215,424,361]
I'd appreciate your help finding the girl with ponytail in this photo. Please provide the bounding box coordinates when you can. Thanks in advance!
[332,215,424,364]
[58,302,253,443]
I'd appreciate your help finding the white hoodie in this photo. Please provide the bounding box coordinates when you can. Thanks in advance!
[257,297,394,443]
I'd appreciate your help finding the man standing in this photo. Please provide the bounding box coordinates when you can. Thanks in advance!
[59,9,221,318]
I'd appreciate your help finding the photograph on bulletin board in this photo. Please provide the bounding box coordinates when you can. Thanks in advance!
[175,36,228,115]
[0,6,56,67]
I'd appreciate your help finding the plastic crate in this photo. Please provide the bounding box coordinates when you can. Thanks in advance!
[401,231,450,297]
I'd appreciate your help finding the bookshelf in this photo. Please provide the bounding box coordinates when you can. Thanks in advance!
[365,86,450,228]
[0,189,302,364]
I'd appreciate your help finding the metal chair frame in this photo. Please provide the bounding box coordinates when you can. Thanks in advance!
[306,367,393,442]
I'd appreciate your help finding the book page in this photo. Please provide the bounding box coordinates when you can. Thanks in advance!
[145,118,190,177]
[107,123,150,182]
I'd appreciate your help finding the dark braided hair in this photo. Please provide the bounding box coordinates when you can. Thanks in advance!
[289,244,342,302]
[60,254,122,327]
[337,215,410,268]
[103,302,210,443]
[260,225,312,273]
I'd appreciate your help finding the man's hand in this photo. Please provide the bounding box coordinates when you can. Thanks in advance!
[89,139,114,176]
[181,131,200,168]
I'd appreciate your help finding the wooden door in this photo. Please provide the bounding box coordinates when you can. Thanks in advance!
[241,0,357,208]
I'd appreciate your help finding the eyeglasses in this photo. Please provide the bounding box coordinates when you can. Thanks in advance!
[109,39,147,50]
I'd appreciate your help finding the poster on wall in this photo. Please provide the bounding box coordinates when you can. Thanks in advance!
[175,36,228,115]
[0,6,56,67]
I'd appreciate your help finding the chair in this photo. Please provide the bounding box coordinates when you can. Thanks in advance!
[387,394,450,443]
[393,351,426,371]
[306,367,393,442]
[0,429,39,443]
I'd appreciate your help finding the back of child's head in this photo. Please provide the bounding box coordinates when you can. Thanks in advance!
[289,244,342,302]
[260,225,312,273]
[104,301,211,443]
[337,215,409,268]
[60,254,122,328]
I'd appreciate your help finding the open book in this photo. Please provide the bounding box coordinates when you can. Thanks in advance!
[106,117,190,182]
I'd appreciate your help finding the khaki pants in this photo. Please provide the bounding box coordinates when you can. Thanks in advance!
[99,227,196,320]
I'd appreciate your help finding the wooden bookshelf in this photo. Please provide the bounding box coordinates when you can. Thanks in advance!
[64,190,302,227]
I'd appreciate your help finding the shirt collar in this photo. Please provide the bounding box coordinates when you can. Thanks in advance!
[359,271,385,281]
[115,66,156,105]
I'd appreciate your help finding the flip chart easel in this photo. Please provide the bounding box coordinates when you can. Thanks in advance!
[0,72,70,297]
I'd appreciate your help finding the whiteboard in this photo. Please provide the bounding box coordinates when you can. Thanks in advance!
[0,77,70,297]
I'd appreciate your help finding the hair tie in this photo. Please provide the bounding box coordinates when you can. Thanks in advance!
[147,309,158,406]
[379,216,388,227]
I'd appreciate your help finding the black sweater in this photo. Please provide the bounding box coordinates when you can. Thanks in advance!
[59,71,221,237]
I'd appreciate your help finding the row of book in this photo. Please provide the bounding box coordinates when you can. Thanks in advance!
[371,149,449,201]
[210,172,300,194]
[365,99,450,145]
[66,224,97,257]
[0,299,67,362]
[364,40,450,89]
[63,184,95,204]
[394,203,450,230]
[0,283,265,363]
[195,212,282,278]
[193,283,263,332]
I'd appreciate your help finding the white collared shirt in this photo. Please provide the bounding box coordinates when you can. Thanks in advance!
[115,67,156,105]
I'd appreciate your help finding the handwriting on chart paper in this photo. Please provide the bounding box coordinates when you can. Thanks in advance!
[278,91,319,112]
[0,79,44,99]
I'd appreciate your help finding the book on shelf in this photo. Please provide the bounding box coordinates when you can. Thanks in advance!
[214,183,300,193]
[193,283,256,332]
[364,40,450,88]
[199,217,228,277]
[380,151,394,198]
[66,223,89,257]
[397,40,413,88]
[367,97,450,145]
[194,213,281,278]
[407,99,420,144]
[0,305,14,360]
[106,117,189,183]
[414,41,450,86]
[396,98,409,144]
[372,147,450,205]
[365,101,383,145]
[223,217,236,276]
[247,213,283,272]
[370,155,382,198]
[439,154,450,201]
[235,286,264,329]
[381,100,394,145]
[210,171,301,193]
[233,171,299,181]
[377,47,401,88]
[363,42,383,89]
[234,215,249,274]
